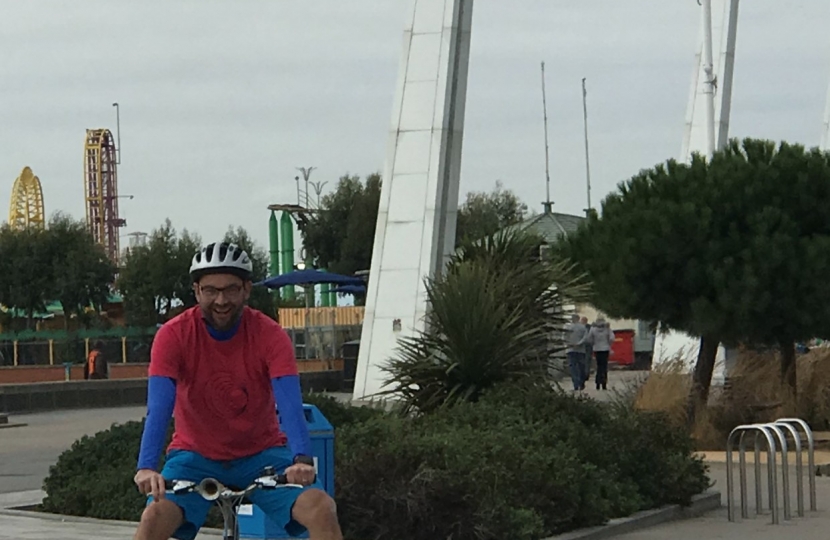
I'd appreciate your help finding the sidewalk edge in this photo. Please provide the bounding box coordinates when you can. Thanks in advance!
[546,491,721,540]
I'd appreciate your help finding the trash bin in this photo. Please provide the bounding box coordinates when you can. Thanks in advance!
[610,329,635,367]
[237,403,334,539]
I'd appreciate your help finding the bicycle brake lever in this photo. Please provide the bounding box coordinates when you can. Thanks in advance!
[165,480,197,494]
[255,474,285,489]
[254,473,302,489]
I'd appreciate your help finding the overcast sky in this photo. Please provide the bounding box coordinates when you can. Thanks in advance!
[2,0,829,254]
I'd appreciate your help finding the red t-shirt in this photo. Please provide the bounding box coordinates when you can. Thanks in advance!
[149,306,298,461]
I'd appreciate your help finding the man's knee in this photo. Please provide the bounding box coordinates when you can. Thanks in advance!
[292,489,341,534]
[134,500,183,540]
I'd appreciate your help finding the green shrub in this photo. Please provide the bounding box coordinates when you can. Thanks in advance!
[41,420,154,521]
[301,392,387,429]
[40,394,385,525]
[40,419,228,528]
[481,383,711,509]
[41,387,708,540]
[335,382,710,540]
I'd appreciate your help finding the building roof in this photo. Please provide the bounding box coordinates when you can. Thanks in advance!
[509,208,586,244]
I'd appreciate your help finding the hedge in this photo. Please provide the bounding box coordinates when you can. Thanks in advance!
[41,385,709,539]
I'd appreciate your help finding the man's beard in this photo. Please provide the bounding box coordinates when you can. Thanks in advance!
[202,305,243,331]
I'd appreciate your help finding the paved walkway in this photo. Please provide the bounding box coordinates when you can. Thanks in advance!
[0,406,147,494]
[0,511,154,540]
[612,461,830,539]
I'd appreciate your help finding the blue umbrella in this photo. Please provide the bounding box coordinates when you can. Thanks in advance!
[331,284,367,295]
[256,269,364,290]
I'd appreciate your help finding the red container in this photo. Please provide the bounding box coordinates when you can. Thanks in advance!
[610,329,635,366]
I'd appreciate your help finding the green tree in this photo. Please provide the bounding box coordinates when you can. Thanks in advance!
[223,225,275,319]
[703,140,830,400]
[117,219,201,325]
[0,224,51,328]
[381,228,590,414]
[117,245,156,326]
[172,229,202,309]
[0,214,115,330]
[45,213,116,328]
[301,173,381,276]
[455,180,529,245]
[560,138,830,424]
[301,176,530,276]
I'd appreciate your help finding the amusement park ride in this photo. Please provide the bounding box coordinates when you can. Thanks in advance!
[6,126,126,266]
[7,166,45,230]
[83,128,125,265]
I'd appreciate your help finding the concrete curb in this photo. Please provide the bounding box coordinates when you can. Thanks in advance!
[0,506,223,537]
[547,491,721,540]
[0,489,721,540]
[0,489,44,508]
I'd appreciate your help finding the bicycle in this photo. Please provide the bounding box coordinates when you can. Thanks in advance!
[165,466,304,540]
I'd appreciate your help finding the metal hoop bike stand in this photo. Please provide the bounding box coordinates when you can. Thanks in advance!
[776,418,818,512]
[726,418,818,525]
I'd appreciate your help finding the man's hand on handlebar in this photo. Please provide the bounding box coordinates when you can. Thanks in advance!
[284,463,315,486]
[135,469,167,501]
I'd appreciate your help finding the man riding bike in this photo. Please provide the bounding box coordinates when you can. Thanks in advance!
[132,241,343,540]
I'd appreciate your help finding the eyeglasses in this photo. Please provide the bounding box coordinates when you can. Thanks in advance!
[199,284,244,300]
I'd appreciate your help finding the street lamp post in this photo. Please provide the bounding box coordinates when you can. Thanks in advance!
[309,180,328,208]
[112,102,122,164]
[296,167,316,207]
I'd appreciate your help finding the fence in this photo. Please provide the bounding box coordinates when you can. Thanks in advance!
[284,325,362,362]
[0,321,360,367]
[726,418,818,525]
[278,307,365,329]
[0,334,156,367]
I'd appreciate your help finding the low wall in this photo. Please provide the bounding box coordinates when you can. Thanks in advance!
[0,359,344,385]
[0,364,146,384]
[0,370,345,414]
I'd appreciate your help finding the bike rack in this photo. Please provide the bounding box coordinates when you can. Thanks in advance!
[776,418,818,512]
[726,418,818,525]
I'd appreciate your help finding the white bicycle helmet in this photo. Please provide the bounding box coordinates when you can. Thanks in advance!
[189,241,253,282]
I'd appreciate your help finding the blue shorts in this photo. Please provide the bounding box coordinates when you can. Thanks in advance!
[149,446,322,540]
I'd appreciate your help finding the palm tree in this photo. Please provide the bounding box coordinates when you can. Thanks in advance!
[380,229,591,415]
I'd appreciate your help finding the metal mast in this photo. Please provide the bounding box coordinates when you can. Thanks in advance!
[541,61,552,211]
[582,78,592,213]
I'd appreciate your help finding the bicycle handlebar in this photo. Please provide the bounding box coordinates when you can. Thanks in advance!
[164,466,303,501]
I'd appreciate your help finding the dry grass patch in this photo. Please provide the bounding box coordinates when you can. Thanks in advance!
[626,346,830,450]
